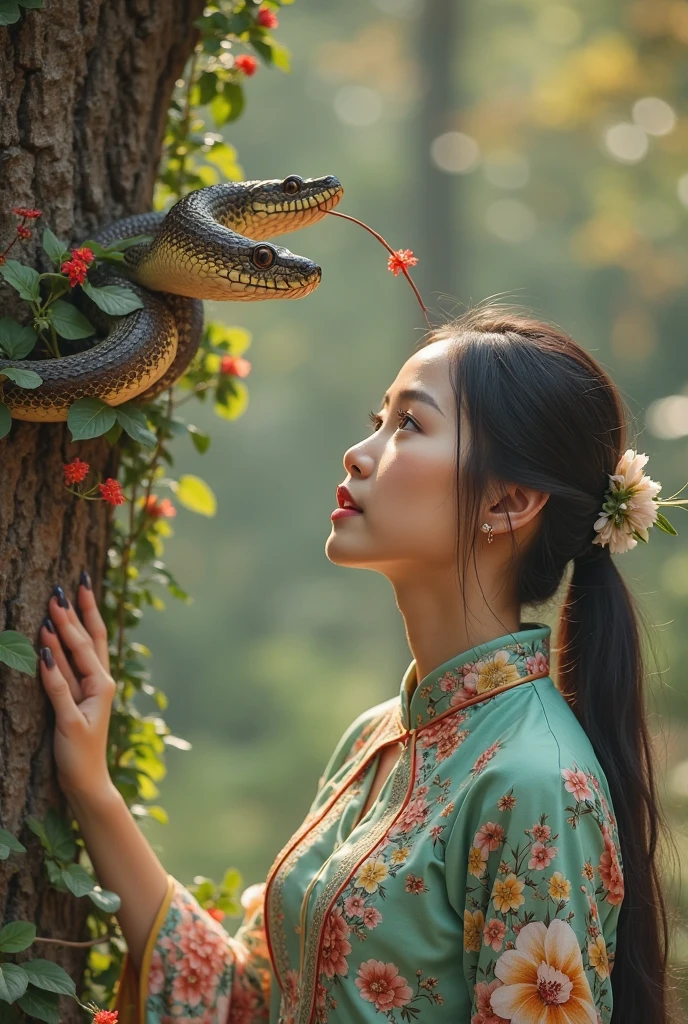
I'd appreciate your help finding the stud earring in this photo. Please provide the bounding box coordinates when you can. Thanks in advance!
[480,522,494,544]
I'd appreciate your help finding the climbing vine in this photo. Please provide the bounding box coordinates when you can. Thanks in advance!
[0,2,294,1018]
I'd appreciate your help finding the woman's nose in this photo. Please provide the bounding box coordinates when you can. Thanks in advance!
[343,442,374,477]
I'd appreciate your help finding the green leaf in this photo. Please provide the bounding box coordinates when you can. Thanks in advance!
[41,228,69,267]
[20,960,75,997]
[0,830,26,855]
[197,70,219,105]
[43,810,76,862]
[0,404,12,440]
[61,863,96,898]
[87,886,121,913]
[25,817,46,845]
[0,965,28,1004]
[0,317,37,359]
[0,846,9,860]
[1,367,42,389]
[104,421,123,446]
[0,3,21,28]
[16,987,60,1024]
[0,260,40,303]
[81,279,143,315]
[67,397,117,440]
[205,142,242,182]
[188,425,211,454]
[171,475,217,517]
[50,299,94,340]
[655,511,678,536]
[0,921,36,954]
[0,631,37,674]
[115,403,157,448]
[37,273,71,300]
[18,0,44,8]
[210,82,245,126]
[100,233,155,253]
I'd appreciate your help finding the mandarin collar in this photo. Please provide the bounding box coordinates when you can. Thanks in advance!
[398,622,552,731]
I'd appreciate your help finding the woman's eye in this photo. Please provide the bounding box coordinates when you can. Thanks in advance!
[367,409,419,433]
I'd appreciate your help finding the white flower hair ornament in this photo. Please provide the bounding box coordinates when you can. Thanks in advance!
[592,448,688,554]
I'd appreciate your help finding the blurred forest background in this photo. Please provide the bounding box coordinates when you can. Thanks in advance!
[134,0,688,996]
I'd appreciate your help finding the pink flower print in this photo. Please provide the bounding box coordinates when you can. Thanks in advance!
[420,717,467,762]
[598,825,624,905]
[171,957,213,1007]
[363,906,383,929]
[344,894,365,918]
[355,960,413,1012]
[497,792,516,812]
[526,651,549,676]
[528,842,558,870]
[483,918,507,952]
[439,670,460,692]
[471,979,507,1024]
[415,785,429,796]
[320,906,352,978]
[396,795,429,832]
[474,821,506,854]
[148,949,165,996]
[430,825,444,840]
[531,822,551,842]
[227,981,258,1024]
[561,767,593,802]
[472,741,501,776]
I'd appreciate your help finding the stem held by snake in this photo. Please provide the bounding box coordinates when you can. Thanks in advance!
[0,175,343,422]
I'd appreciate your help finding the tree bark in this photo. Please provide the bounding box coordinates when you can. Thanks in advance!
[0,2,204,1016]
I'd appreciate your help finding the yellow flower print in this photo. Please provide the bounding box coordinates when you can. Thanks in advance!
[468,845,488,878]
[390,847,410,865]
[588,934,609,979]
[548,871,571,902]
[492,873,525,913]
[581,860,595,881]
[476,650,521,693]
[355,859,389,894]
[463,909,484,952]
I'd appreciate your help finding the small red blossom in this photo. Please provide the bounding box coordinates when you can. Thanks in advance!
[387,249,419,277]
[16,225,32,239]
[72,246,95,264]
[144,495,177,519]
[12,207,42,219]
[256,6,278,28]
[92,1011,118,1024]
[235,54,258,76]
[99,478,125,506]
[61,258,89,287]
[63,457,90,485]
[219,355,251,377]
[206,907,225,922]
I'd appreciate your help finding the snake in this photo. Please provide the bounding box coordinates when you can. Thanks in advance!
[0,174,343,421]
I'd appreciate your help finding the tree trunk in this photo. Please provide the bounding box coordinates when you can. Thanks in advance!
[0,2,204,1015]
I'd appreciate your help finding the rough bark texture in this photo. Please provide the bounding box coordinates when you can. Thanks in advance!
[0,1,204,1016]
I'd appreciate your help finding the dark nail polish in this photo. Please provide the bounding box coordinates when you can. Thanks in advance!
[53,585,69,609]
[41,647,55,669]
[80,570,92,590]
[42,616,56,634]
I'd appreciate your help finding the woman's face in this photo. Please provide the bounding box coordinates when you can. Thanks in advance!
[325,338,464,580]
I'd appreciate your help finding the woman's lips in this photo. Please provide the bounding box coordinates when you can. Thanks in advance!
[331,508,364,521]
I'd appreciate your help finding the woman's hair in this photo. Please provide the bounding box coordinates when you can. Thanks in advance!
[419,303,670,1023]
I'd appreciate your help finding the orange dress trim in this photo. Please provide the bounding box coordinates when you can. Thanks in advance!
[114,874,176,1024]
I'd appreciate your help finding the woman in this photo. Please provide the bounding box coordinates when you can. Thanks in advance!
[39,305,670,1024]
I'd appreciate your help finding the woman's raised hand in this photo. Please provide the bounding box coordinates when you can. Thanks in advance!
[39,572,117,803]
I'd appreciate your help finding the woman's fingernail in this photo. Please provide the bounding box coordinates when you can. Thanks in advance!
[42,616,56,634]
[80,570,92,590]
[41,647,55,669]
[53,585,69,609]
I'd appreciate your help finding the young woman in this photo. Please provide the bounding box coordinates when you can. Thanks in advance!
[39,306,670,1024]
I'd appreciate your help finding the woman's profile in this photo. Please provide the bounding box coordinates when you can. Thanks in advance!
[39,304,671,1023]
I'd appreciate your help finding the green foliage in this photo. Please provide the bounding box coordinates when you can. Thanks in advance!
[0,632,37,674]
[0,0,43,28]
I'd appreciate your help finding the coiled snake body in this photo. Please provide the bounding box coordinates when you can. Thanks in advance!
[0,175,343,421]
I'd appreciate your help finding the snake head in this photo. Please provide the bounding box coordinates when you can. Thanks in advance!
[239,174,343,239]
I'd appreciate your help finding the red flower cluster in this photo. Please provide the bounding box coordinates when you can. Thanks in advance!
[12,207,42,219]
[92,1011,118,1024]
[99,478,125,506]
[16,225,32,239]
[256,5,278,28]
[63,457,90,485]
[61,246,95,288]
[234,54,258,76]
[206,907,225,922]
[144,495,177,519]
[387,249,419,277]
[219,355,251,377]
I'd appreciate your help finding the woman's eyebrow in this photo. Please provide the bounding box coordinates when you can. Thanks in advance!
[381,387,446,418]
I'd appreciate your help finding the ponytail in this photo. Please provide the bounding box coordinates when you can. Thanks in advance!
[560,548,669,1022]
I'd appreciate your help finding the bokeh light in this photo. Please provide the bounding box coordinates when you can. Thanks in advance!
[430,131,480,173]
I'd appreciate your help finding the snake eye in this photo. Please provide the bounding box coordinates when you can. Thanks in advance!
[252,245,276,269]
[282,175,303,195]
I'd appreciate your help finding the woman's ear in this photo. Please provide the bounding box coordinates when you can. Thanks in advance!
[489,484,550,533]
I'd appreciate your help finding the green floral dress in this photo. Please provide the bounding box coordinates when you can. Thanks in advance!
[115,622,622,1024]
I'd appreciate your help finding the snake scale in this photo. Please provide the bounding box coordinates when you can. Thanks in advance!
[0,174,343,421]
